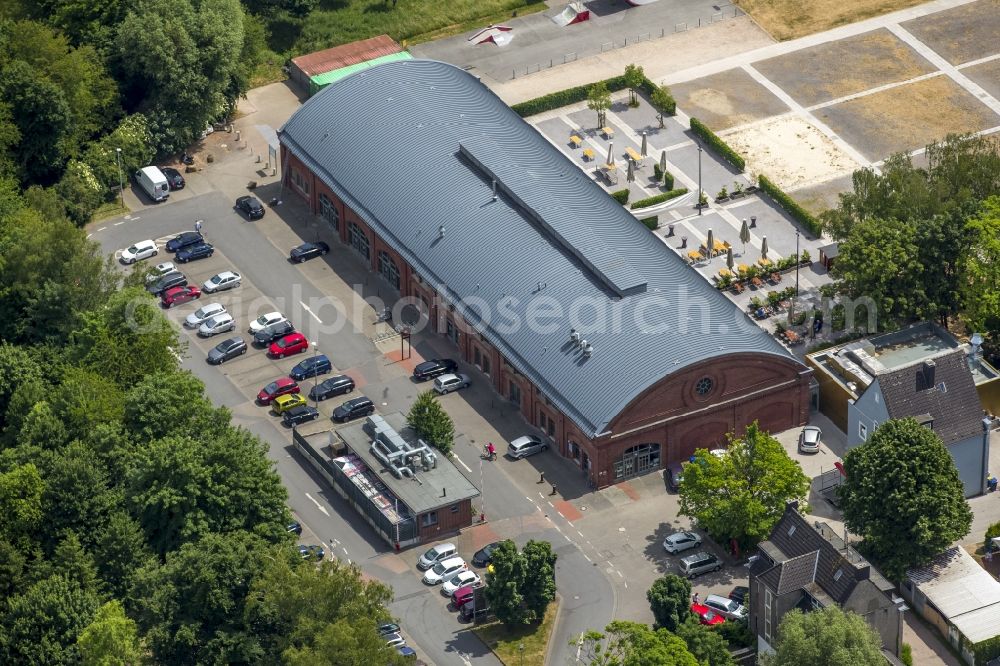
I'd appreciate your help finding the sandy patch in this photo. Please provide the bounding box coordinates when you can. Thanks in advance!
[736,0,926,41]
[725,115,861,190]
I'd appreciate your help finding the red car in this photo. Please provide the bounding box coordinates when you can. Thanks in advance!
[161,285,201,308]
[691,603,725,626]
[269,332,308,358]
[257,377,301,405]
[451,584,478,609]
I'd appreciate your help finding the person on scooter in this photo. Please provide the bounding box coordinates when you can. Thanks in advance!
[486,442,496,460]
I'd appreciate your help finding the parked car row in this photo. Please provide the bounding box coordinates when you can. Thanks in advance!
[378,623,421,661]
[417,541,497,624]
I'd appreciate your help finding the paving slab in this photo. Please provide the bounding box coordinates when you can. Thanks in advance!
[670,67,790,131]
[900,0,1000,66]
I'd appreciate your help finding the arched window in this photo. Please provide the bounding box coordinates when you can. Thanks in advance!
[613,443,661,480]
[319,194,339,231]
[349,222,369,260]
[378,250,399,289]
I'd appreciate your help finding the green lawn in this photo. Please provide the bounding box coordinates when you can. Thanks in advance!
[284,0,544,54]
[473,601,559,666]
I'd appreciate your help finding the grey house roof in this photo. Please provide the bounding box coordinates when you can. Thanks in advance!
[874,349,983,445]
[279,59,798,437]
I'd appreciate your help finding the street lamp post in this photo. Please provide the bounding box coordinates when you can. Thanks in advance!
[115,148,124,207]
[518,643,525,666]
[795,230,801,297]
[697,143,703,216]
[310,342,319,409]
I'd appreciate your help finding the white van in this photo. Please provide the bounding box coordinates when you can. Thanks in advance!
[134,166,170,202]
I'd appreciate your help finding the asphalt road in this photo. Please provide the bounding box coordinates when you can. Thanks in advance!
[91,191,614,665]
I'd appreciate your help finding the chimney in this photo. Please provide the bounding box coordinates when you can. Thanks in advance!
[921,360,936,390]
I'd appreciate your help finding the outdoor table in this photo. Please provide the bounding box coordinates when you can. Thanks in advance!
[625,147,642,162]
[688,250,703,262]
[602,127,614,139]
[582,148,595,160]
[569,135,583,148]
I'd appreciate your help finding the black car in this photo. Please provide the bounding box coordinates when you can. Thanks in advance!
[161,166,185,190]
[412,358,458,381]
[175,242,214,263]
[146,272,187,296]
[459,599,491,623]
[165,231,204,253]
[378,623,400,638]
[290,241,330,263]
[207,336,247,365]
[666,462,684,492]
[283,405,320,427]
[235,195,265,220]
[298,544,324,560]
[254,319,295,346]
[309,375,355,401]
[332,396,375,423]
[471,542,502,568]
[729,586,749,605]
[286,521,302,535]
[290,354,332,381]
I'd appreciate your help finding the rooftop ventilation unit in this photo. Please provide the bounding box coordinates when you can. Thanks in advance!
[366,416,437,479]
[570,329,580,345]
[582,341,593,358]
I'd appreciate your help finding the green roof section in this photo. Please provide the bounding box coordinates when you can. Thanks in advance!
[309,51,413,94]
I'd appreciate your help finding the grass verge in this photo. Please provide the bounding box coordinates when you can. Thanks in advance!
[91,200,129,223]
[407,2,547,46]
[735,0,925,41]
[474,600,559,666]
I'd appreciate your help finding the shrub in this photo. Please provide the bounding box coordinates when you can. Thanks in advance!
[611,189,630,205]
[689,117,746,171]
[986,521,1000,551]
[630,188,688,209]
[716,619,754,648]
[663,171,674,190]
[653,163,663,180]
[901,643,913,666]
[511,74,675,118]
[640,216,659,230]
[758,175,823,236]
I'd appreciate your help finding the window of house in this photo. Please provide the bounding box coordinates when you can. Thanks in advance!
[445,319,459,344]
[872,420,878,431]
[450,504,459,514]
[474,347,481,368]
[859,422,867,440]
[377,250,399,289]
[481,356,491,376]
[764,589,773,642]
[319,194,339,231]
[348,222,369,260]
[421,511,438,527]
[547,418,555,437]
[509,381,521,406]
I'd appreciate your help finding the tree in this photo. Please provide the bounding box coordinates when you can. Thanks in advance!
[522,540,557,620]
[0,60,72,185]
[0,574,100,665]
[77,600,143,666]
[646,574,690,631]
[0,463,45,551]
[649,85,675,128]
[761,606,884,666]
[960,196,1000,343]
[587,82,612,129]
[679,422,810,552]
[574,620,698,666]
[674,619,734,666]
[837,418,972,580]
[484,539,529,628]
[623,64,645,107]
[406,390,455,455]
[123,371,227,442]
[92,510,154,599]
[38,441,119,549]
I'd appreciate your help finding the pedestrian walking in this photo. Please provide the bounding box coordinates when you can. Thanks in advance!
[195,219,202,234]
[692,592,700,605]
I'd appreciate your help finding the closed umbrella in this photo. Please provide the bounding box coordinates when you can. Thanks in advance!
[761,236,768,260]
[640,131,648,157]
[606,142,614,167]
[739,218,751,255]
[706,228,715,259]
[726,246,735,271]
[660,150,667,173]
[626,159,635,183]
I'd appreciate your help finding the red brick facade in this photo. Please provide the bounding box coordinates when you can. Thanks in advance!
[282,150,812,489]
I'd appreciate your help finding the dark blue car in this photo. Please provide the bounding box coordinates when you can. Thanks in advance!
[166,231,204,253]
[290,354,332,381]
[176,242,214,263]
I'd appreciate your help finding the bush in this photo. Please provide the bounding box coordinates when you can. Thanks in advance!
[611,189,630,205]
[511,73,675,118]
[640,216,659,230]
[653,163,663,180]
[758,174,823,236]
[689,117,746,171]
[716,619,754,648]
[986,521,1000,552]
[663,171,674,190]
[630,188,688,209]
[901,643,913,666]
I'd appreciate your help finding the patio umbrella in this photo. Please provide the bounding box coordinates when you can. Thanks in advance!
[726,246,735,271]
[626,159,635,183]
[761,236,768,260]
[739,218,751,254]
[606,142,614,167]
[706,228,714,259]
[640,131,648,157]
[660,150,667,173]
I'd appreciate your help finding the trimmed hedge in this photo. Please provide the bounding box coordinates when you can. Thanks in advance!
[758,174,822,236]
[630,188,688,210]
[689,117,745,171]
[639,216,659,230]
[611,189,630,205]
[511,74,675,117]
[663,171,674,190]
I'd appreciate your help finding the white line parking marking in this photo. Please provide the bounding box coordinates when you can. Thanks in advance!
[97,227,107,231]
[300,301,322,324]
[583,554,592,563]
[114,221,125,226]
[305,492,330,516]
[452,454,472,473]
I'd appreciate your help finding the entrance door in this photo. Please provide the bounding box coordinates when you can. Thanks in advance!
[614,443,661,480]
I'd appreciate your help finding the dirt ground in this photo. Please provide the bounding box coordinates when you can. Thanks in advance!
[792,173,855,216]
[670,68,789,131]
[724,114,860,190]
[735,0,926,41]
[815,75,1000,161]
[963,58,1000,101]
[753,28,935,107]
[900,0,1000,66]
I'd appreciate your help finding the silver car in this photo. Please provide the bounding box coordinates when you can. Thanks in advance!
[662,530,702,554]
[145,261,177,283]
[433,373,470,395]
[507,435,547,459]
[198,313,236,337]
[799,426,822,453]
[203,271,241,293]
[704,594,746,620]
[185,303,226,328]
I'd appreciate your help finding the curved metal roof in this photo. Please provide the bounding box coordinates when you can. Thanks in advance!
[279,59,798,438]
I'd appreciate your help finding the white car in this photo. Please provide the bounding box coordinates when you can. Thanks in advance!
[433,373,470,395]
[383,633,406,649]
[422,556,467,585]
[185,303,227,329]
[704,594,747,620]
[507,435,547,459]
[441,570,481,596]
[249,311,286,334]
[145,261,176,283]
[662,530,702,554]
[799,426,822,454]
[203,271,241,293]
[198,313,236,338]
[121,239,157,264]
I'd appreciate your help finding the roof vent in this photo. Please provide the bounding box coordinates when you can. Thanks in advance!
[936,381,947,393]
[833,569,843,582]
[582,342,593,358]
[438,225,445,239]
[570,328,580,345]
[492,179,498,201]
